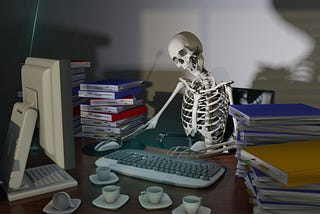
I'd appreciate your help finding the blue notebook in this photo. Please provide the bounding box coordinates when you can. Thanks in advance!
[229,103,320,123]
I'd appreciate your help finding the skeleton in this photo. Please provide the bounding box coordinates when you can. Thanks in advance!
[146,31,235,156]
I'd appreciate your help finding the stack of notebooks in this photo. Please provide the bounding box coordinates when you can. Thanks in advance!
[78,78,147,139]
[241,140,320,213]
[70,59,91,136]
[229,103,320,177]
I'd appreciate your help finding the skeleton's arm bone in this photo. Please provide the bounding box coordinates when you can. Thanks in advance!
[146,81,186,129]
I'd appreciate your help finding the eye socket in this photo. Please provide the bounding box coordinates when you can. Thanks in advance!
[178,59,184,64]
[173,57,184,64]
[178,49,187,57]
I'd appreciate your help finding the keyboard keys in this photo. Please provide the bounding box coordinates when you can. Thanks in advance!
[95,149,226,188]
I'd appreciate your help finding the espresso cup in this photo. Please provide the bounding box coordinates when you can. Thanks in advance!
[102,185,121,203]
[96,166,110,181]
[141,186,163,204]
[52,192,73,211]
[182,195,202,214]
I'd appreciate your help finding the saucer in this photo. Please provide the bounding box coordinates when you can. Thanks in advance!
[172,204,211,214]
[92,194,129,210]
[139,192,173,210]
[89,172,119,185]
[43,198,81,214]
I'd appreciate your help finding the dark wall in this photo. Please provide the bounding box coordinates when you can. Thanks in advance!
[0,1,38,145]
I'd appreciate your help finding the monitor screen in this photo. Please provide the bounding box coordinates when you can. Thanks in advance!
[21,57,75,170]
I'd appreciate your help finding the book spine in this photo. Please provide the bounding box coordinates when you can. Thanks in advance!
[111,105,147,121]
[70,60,91,68]
[80,114,146,127]
[80,105,146,122]
[78,90,116,99]
[81,120,143,135]
[78,87,141,99]
[90,98,142,106]
[80,104,119,114]
[82,125,122,134]
[80,80,142,92]
[81,118,120,127]
[80,84,119,91]
[80,111,112,121]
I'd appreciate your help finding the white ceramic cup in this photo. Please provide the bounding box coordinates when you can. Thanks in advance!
[102,185,121,203]
[52,192,73,211]
[182,195,202,214]
[141,186,163,204]
[96,166,110,181]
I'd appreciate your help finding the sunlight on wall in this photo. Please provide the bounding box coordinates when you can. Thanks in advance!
[139,0,314,89]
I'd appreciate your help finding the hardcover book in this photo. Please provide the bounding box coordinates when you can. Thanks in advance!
[89,96,142,106]
[78,86,141,99]
[82,123,145,139]
[229,103,320,125]
[80,114,146,128]
[237,123,320,136]
[80,103,141,114]
[80,105,147,122]
[70,59,91,68]
[238,130,320,143]
[80,79,142,92]
[81,119,144,135]
[240,139,320,187]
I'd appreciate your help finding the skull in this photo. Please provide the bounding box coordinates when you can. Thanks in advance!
[168,31,204,76]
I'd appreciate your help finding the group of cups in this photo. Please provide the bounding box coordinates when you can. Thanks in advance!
[97,166,203,213]
[142,185,202,214]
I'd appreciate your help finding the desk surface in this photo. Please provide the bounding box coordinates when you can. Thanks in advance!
[0,138,251,213]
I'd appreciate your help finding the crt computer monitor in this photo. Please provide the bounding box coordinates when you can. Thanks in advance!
[0,57,75,192]
[21,57,75,169]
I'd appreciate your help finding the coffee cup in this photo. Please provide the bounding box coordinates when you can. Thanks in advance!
[140,186,163,204]
[182,195,202,214]
[102,185,121,203]
[52,192,74,211]
[96,166,110,181]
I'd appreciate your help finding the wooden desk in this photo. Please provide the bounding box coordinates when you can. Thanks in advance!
[0,138,251,213]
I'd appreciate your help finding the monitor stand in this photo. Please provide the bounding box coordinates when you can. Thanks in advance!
[0,102,77,201]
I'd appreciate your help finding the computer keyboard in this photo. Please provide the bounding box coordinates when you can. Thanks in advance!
[6,164,78,201]
[95,149,225,188]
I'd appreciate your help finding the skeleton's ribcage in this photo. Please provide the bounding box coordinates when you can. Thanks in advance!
[181,86,229,144]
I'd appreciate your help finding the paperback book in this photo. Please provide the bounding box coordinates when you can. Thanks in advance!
[229,103,320,125]
[78,86,141,99]
[237,123,320,136]
[80,78,143,92]
[81,119,144,135]
[80,114,146,128]
[237,130,320,143]
[80,103,141,114]
[80,105,147,122]
[71,59,91,68]
[82,123,145,139]
[89,96,143,106]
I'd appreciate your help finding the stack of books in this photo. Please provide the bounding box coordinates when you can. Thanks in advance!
[78,78,147,139]
[229,103,320,177]
[241,140,320,213]
[70,59,91,136]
